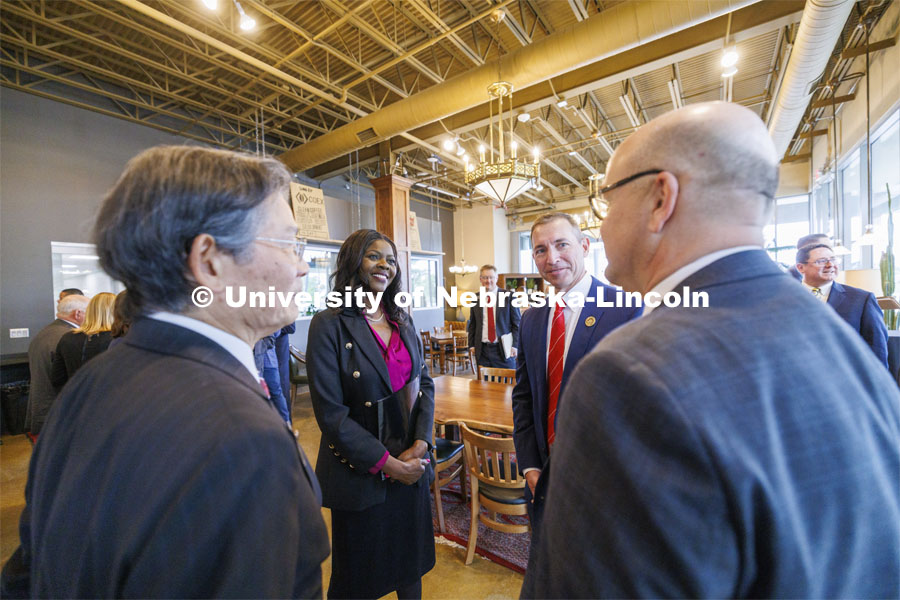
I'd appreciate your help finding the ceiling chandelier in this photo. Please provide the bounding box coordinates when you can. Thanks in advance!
[464,82,541,208]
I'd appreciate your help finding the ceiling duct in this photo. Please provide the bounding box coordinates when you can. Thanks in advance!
[280,0,759,172]
[767,0,855,158]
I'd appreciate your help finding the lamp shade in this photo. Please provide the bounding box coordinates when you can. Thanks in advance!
[840,268,884,296]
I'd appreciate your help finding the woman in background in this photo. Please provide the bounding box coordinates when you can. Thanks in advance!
[307,229,435,599]
[50,292,115,388]
[108,290,132,348]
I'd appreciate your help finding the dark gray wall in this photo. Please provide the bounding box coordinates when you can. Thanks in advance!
[1,88,199,356]
[1,88,454,357]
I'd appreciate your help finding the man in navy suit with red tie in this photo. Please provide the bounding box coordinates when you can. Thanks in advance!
[512,212,641,534]
[467,265,520,370]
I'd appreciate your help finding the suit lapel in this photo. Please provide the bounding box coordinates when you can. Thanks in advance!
[339,310,392,390]
[827,282,846,312]
[530,304,550,388]
[564,279,606,376]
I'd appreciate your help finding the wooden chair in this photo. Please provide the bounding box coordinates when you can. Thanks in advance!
[432,423,467,533]
[460,422,529,565]
[468,347,478,379]
[288,346,308,407]
[479,367,516,386]
[420,330,442,371]
[447,332,472,375]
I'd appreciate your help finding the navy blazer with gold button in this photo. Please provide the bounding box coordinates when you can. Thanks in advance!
[306,307,435,511]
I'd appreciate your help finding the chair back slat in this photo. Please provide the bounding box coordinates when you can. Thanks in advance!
[479,367,516,386]
[461,422,522,489]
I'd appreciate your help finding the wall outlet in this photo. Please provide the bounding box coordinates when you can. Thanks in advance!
[9,328,29,338]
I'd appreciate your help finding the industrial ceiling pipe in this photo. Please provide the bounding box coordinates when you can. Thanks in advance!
[767,0,855,158]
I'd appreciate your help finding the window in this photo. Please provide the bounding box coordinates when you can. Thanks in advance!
[300,244,338,315]
[870,109,900,285]
[839,150,862,267]
[51,242,124,313]
[585,240,610,284]
[811,177,834,242]
[410,256,440,308]
[764,195,811,267]
[518,232,537,273]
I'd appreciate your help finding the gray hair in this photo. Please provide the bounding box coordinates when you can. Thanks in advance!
[57,294,88,316]
[530,212,584,240]
[94,145,291,314]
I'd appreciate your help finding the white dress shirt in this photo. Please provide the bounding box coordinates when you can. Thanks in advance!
[481,290,499,344]
[644,246,761,315]
[148,312,259,378]
[803,280,833,302]
[545,270,594,369]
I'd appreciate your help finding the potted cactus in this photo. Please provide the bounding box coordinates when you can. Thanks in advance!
[881,184,897,330]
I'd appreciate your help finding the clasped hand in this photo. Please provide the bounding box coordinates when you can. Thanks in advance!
[382,440,430,485]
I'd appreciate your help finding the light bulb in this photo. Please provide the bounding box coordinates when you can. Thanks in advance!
[517,112,531,123]
[721,47,739,68]
[443,138,456,152]
[556,98,568,108]
[201,0,217,9]
[721,65,738,78]
[240,13,256,30]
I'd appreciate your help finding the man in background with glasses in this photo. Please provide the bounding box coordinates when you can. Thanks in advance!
[796,243,888,367]
[523,102,900,598]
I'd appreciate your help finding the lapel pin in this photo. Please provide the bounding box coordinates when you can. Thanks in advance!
[585,316,596,327]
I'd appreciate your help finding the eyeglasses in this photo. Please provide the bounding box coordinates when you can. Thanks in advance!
[589,169,664,221]
[254,236,307,260]
[805,257,838,267]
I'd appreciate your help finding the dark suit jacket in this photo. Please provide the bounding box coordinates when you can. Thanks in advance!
[49,330,112,389]
[826,281,889,368]
[512,277,641,475]
[25,319,74,435]
[467,290,521,357]
[306,308,435,512]
[11,318,329,598]
[523,250,900,598]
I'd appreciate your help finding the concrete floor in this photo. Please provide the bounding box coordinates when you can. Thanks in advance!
[0,389,524,599]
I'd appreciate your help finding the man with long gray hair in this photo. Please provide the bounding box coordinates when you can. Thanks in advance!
[523,102,900,597]
[3,146,329,598]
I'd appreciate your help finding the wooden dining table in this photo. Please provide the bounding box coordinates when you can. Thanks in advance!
[431,375,514,434]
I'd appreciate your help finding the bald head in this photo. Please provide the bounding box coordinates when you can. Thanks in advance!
[599,102,780,293]
[611,102,778,224]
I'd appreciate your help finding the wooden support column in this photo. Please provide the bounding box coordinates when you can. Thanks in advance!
[369,174,414,294]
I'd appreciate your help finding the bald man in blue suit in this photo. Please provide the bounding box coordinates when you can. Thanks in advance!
[512,212,641,534]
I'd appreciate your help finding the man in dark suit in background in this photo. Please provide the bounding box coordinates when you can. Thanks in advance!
[3,146,329,599]
[24,294,87,439]
[467,264,520,370]
[523,102,900,598]
[512,212,641,534]
[797,243,888,368]
[787,233,830,280]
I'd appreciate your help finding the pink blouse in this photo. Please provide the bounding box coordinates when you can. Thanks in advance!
[366,317,413,474]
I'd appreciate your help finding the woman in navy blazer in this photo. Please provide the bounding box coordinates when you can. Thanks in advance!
[306,229,435,600]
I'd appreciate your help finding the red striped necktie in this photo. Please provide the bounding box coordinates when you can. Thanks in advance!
[487,305,497,343]
[546,301,566,447]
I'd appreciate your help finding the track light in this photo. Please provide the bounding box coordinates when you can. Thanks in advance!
[556,97,568,108]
